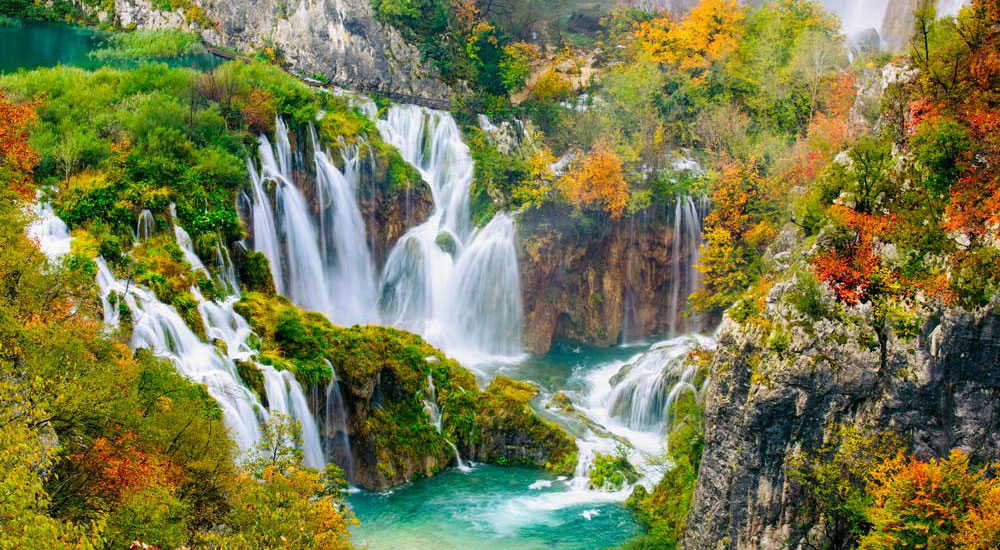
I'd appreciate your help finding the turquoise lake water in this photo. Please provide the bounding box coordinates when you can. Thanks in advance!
[0,20,223,74]
[349,340,657,550]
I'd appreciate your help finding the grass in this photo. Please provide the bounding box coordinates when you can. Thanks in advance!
[90,29,204,61]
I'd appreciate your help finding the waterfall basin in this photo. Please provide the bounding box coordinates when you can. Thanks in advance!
[349,465,640,550]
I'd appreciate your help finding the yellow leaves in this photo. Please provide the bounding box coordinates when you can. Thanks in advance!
[634,0,745,75]
[514,146,557,209]
[559,141,629,219]
[861,449,1000,550]
[529,69,573,102]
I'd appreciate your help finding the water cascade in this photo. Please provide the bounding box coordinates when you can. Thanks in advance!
[170,204,207,273]
[311,128,378,325]
[376,105,522,364]
[135,209,155,242]
[245,108,523,365]
[94,258,263,450]
[667,196,705,338]
[28,202,72,260]
[255,366,324,468]
[595,334,714,433]
[423,373,469,471]
[323,372,354,480]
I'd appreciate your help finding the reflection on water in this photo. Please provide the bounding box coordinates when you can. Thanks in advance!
[0,20,223,73]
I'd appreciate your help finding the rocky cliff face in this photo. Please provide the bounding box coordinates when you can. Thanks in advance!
[683,230,1000,549]
[517,206,704,354]
[110,0,451,105]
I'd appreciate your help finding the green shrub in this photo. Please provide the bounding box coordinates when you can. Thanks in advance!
[91,30,205,61]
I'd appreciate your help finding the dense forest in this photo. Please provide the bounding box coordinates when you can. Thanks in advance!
[1,0,999,548]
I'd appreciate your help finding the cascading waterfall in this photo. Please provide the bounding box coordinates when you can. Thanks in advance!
[245,108,523,365]
[244,157,283,294]
[598,334,714,433]
[443,213,523,360]
[376,105,522,364]
[323,372,354,480]
[667,195,705,338]
[135,209,155,242]
[95,258,264,450]
[422,373,470,471]
[311,128,378,325]
[169,204,208,274]
[28,201,72,260]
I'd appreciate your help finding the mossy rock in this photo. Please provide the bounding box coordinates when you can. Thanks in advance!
[435,231,457,256]
[475,377,578,475]
[546,391,575,413]
[588,450,639,490]
[235,359,267,407]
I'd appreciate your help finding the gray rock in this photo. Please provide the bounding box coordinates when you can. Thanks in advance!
[683,301,1000,549]
[112,0,452,106]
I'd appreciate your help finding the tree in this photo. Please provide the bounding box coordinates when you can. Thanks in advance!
[788,425,904,550]
[692,159,775,312]
[635,0,745,79]
[861,450,998,550]
[0,91,39,197]
[559,141,629,219]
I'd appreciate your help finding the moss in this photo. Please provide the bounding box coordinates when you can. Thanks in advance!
[435,232,457,256]
[476,377,578,475]
[546,391,575,413]
[235,249,275,295]
[233,293,339,387]
[589,448,639,490]
[235,360,267,407]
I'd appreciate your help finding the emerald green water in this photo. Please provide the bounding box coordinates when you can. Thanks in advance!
[350,465,640,550]
[0,20,223,74]
[350,341,657,550]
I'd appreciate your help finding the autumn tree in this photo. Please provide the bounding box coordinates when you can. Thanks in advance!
[559,141,629,219]
[636,0,745,79]
[861,450,999,550]
[692,158,775,312]
[789,425,904,550]
[0,91,39,197]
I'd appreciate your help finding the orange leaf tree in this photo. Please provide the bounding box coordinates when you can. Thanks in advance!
[559,141,629,219]
[0,91,39,198]
[861,450,999,550]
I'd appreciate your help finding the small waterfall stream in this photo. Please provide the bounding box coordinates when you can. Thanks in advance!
[324,372,354,480]
[423,374,470,471]
[668,196,705,338]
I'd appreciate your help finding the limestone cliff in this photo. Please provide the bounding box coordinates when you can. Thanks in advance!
[109,0,451,105]
[517,205,705,354]
[682,227,1000,549]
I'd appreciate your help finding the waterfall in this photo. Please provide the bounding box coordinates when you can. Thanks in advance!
[170,204,208,274]
[423,374,470,471]
[596,335,711,433]
[667,196,705,338]
[95,258,264,450]
[376,105,523,364]
[443,213,523,360]
[213,236,240,296]
[135,209,155,242]
[324,373,354,480]
[311,129,378,325]
[246,108,523,365]
[28,202,72,260]
[245,157,283,294]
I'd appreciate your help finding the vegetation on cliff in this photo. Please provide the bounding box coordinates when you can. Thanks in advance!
[790,425,1000,550]
[475,377,578,475]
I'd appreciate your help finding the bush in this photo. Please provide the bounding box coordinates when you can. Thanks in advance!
[90,30,206,61]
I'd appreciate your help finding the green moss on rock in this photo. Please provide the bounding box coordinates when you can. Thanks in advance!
[475,377,578,475]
